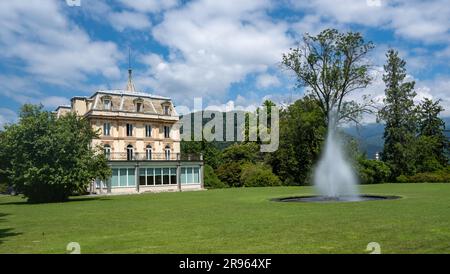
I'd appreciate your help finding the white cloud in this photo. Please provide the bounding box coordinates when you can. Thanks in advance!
[0,108,17,129]
[132,0,293,105]
[291,0,450,44]
[79,0,152,31]
[0,0,122,87]
[118,0,179,13]
[39,96,70,108]
[256,73,281,89]
[0,74,69,109]
[108,11,152,31]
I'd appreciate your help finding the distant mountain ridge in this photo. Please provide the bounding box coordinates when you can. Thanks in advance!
[345,117,450,159]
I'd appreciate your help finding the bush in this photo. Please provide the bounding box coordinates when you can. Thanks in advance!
[204,164,226,189]
[396,174,409,183]
[216,161,244,187]
[357,159,391,184]
[397,168,450,183]
[0,182,8,194]
[240,163,282,187]
[394,166,450,183]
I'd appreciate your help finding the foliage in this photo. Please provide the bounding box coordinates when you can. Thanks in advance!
[181,139,222,169]
[377,49,417,178]
[413,135,446,173]
[203,164,226,189]
[282,28,374,126]
[221,142,259,164]
[414,98,449,170]
[216,161,244,187]
[408,168,450,183]
[240,163,282,187]
[0,182,8,194]
[357,158,391,184]
[0,104,111,203]
[396,167,450,183]
[266,96,326,185]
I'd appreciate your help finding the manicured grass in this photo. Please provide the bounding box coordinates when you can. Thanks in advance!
[1,183,450,254]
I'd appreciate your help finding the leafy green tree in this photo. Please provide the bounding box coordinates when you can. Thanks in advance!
[266,96,326,185]
[221,142,259,164]
[215,142,260,187]
[282,28,374,126]
[240,163,281,187]
[181,139,222,169]
[357,157,391,184]
[0,130,11,192]
[378,49,417,178]
[203,164,226,189]
[415,98,448,170]
[2,104,111,203]
[216,161,244,187]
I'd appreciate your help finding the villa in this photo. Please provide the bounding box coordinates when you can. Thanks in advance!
[54,69,204,194]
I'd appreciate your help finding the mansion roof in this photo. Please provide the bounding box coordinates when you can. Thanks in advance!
[55,68,178,119]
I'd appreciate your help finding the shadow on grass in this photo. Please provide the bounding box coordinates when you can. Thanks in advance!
[0,196,111,206]
[0,213,22,245]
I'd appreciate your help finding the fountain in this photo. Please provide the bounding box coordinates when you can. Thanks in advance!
[272,114,400,203]
[313,116,359,201]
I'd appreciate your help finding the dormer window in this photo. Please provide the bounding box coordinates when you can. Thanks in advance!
[134,98,144,113]
[102,96,112,111]
[164,105,170,115]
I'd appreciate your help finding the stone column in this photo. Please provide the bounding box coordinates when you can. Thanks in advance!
[177,153,181,192]
[136,162,140,193]
[200,153,204,189]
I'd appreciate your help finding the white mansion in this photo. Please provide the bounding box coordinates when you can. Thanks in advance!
[55,69,204,194]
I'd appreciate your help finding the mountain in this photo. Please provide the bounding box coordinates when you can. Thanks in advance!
[345,117,450,159]
[344,123,385,159]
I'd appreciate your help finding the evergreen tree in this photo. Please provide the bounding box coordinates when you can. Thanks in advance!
[378,49,417,178]
[415,98,448,170]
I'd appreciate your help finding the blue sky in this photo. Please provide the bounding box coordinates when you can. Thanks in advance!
[1,0,450,127]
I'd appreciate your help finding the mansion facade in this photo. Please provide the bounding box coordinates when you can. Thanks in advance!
[54,70,203,194]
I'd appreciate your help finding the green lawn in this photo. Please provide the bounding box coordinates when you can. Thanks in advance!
[1,183,450,254]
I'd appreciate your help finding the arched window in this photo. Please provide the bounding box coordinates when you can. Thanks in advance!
[104,144,111,160]
[127,145,134,161]
[146,145,152,160]
[165,145,171,160]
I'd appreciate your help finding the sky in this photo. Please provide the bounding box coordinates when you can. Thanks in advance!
[0,0,449,127]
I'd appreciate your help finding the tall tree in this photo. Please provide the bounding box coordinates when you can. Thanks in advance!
[378,49,417,178]
[415,98,448,170]
[1,104,111,203]
[282,29,374,126]
[266,96,326,185]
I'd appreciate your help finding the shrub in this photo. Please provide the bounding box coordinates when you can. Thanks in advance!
[216,161,244,187]
[221,143,259,164]
[0,182,8,194]
[204,164,226,189]
[396,174,409,183]
[395,167,450,183]
[357,159,391,184]
[407,169,450,183]
[240,163,282,187]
